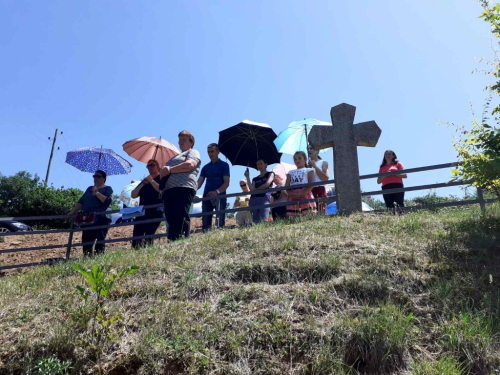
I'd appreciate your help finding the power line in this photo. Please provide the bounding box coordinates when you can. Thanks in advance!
[54,148,80,189]
[6,122,47,142]
[60,132,85,187]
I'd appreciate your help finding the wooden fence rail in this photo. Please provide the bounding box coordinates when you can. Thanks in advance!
[0,160,497,271]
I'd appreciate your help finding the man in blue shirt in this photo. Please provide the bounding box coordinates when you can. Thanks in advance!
[197,143,230,231]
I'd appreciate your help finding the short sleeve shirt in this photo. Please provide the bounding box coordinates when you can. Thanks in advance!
[235,194,250,208]
[379,162,404,186]
[165,149,202,191]
[252,171,274,198]
[200,159,230,195]
[288,168,313,186]
[78,186,113,213]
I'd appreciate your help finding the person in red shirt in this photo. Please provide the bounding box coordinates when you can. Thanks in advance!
[377,150,407,210]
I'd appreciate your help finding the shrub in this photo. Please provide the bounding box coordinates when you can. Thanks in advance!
[451,1,500,199]
[0,171,83,228]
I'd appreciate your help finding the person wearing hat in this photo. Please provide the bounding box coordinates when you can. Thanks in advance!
[67,169,113,256]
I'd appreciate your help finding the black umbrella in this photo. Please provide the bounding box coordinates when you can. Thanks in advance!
[218,120,282,168]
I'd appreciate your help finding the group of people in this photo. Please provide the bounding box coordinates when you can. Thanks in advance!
[67,129,406,256]
[233,146,331,226]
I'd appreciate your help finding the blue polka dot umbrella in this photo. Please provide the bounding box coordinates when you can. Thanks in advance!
[65,146,133,175]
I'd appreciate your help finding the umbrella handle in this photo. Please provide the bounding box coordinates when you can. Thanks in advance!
[98,146,103,170]
[304,125,309,157]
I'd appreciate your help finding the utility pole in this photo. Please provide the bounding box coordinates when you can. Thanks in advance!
[45,128,59,187]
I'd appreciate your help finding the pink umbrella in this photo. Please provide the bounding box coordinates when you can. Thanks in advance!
[272,162,296,180]
[122,136,180,166]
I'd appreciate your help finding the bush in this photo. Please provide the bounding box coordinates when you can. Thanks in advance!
[0,171,83,228]
[405,190,467,210]
[451,1,500,199]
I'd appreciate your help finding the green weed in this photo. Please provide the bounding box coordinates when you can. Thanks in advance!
[411,356,465,375]
[439,311,494,374]
[341,302,416,373]
[34,356,72,375]
[73,264,138,346]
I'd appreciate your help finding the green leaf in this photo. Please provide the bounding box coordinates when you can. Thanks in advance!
[75,285,88,300]
[125,265,139,276]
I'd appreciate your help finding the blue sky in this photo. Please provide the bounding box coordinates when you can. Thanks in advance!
[0,0,494,202]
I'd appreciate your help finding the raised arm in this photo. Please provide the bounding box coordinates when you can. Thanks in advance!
[161,158,199,178]
[256,172,274,190]
[244,169,256,191]
[316,160,330,182]
[171,159,198,173]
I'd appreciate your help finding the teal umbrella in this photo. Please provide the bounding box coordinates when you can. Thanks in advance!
[273,118,331,155]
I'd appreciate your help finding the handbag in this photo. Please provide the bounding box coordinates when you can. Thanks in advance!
[74,212,96,226]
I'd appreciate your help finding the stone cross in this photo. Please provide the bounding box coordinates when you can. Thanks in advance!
[308,103,381,214]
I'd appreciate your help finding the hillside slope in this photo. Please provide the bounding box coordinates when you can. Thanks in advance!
[1,205,499,374]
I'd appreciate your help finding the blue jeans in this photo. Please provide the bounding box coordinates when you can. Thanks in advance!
[202,197,227,230]
[249,196,270,224]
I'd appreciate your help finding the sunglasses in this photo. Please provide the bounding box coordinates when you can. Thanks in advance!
[93,175,103,178]
[146,164,157,168]
[240,184,247,187]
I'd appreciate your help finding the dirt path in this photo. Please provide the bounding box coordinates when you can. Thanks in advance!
[0,217,236,274]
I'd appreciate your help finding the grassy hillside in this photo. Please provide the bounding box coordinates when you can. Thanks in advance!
[1,205,500,374]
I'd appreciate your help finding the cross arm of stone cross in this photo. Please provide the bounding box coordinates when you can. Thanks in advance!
[353,121,381,147]
[307,103,381,150]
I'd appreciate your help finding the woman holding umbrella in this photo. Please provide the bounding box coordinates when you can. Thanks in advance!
[67,170,113,256]
[159,131,202,241]
[244,159,275,224]
[130,159,163,248]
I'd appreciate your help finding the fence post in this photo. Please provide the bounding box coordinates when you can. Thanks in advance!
[477,187,486,212]
[215,196,220,228]
[65,219,75,260]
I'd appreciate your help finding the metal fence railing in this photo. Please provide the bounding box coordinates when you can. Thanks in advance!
[0,161,497,271]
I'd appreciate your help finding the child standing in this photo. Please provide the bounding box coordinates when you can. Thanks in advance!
[286,151,316,217]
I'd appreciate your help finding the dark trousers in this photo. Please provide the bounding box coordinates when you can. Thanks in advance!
[202,197,227,230]
[382,183,405,209]
[132,210,163,249]
[81,216,109,256]
[271,205,287,221]
[164,187,195,241]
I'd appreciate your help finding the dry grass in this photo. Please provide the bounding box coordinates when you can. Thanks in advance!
[1,204,500,374]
